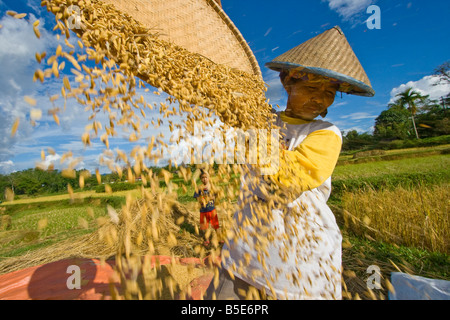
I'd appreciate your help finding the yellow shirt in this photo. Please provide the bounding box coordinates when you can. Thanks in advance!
[270,111,342,193]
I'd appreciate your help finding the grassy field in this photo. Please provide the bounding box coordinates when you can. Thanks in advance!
[331,151,449,253]
[0,196,125,259]
[0,189,143,205]
[338,143,450,164]
[331,149,449,298]
[0,145,448,299]
[334,152,449,179]
[330,153,450,201]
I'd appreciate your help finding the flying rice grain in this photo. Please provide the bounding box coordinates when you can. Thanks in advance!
[30,108,42,121]
[53,113,60,125]
[30,0,288,300]
[24,96,37,106]
[11,118,20,137]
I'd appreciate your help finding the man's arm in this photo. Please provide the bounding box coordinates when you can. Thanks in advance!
[269,128,342,192]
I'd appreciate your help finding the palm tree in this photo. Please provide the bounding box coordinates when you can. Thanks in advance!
[387,100,404,110]
[395,88,429,139]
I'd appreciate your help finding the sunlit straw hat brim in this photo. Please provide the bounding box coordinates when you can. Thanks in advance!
[265,26,375,97]
[265,61,375,97]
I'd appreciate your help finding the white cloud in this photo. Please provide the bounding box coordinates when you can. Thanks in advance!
[0,160,14,174]
[389,75,450,104]
[0,13,175,173]
[26,0,42,14]
[332,120,372,133]
[340,112,377,120]
[36,153,61,170]
[322,0,373,20]
[333,101,349,108]
[346,125,375,133]
[0,14,57,162]
[263,70,286,108]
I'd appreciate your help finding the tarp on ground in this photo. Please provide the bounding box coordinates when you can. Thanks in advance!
[389,272,450,300]
[0,256,214,300]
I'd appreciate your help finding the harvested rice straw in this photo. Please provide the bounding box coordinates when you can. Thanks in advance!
[0,190,206,288]
[4,187,14,202]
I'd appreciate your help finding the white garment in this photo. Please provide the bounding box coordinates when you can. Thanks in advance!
[221,112,343,300]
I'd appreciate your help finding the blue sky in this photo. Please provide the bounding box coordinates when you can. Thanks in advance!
[0,0,449,174]
[223,0,449,130]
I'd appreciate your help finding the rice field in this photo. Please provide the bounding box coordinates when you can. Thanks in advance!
[0,189,142,206]
[333,152,449,180]
[330,151,450,298]
[340,184,449,253]
[332,152,449,254]
[0,148,448,299]
[338,144,450,163]
[0,197,113,259]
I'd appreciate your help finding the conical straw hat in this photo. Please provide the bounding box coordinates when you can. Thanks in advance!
[265,26,374,97]
[100,0,262,78]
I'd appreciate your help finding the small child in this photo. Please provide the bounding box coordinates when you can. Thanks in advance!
[193,170,221,247]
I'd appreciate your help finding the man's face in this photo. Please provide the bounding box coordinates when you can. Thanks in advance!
[201,174,209,185]
[284,78,339,120]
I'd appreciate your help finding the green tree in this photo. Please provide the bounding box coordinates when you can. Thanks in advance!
[374,107,412,140]
[415,98,449,137]
[342,130,375,151]
[395,88,429,139]
[433,61,450,85]
[432,61,450,117]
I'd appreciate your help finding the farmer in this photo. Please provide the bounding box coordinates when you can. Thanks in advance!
[194,170,222,247]
[205,26,375,300]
